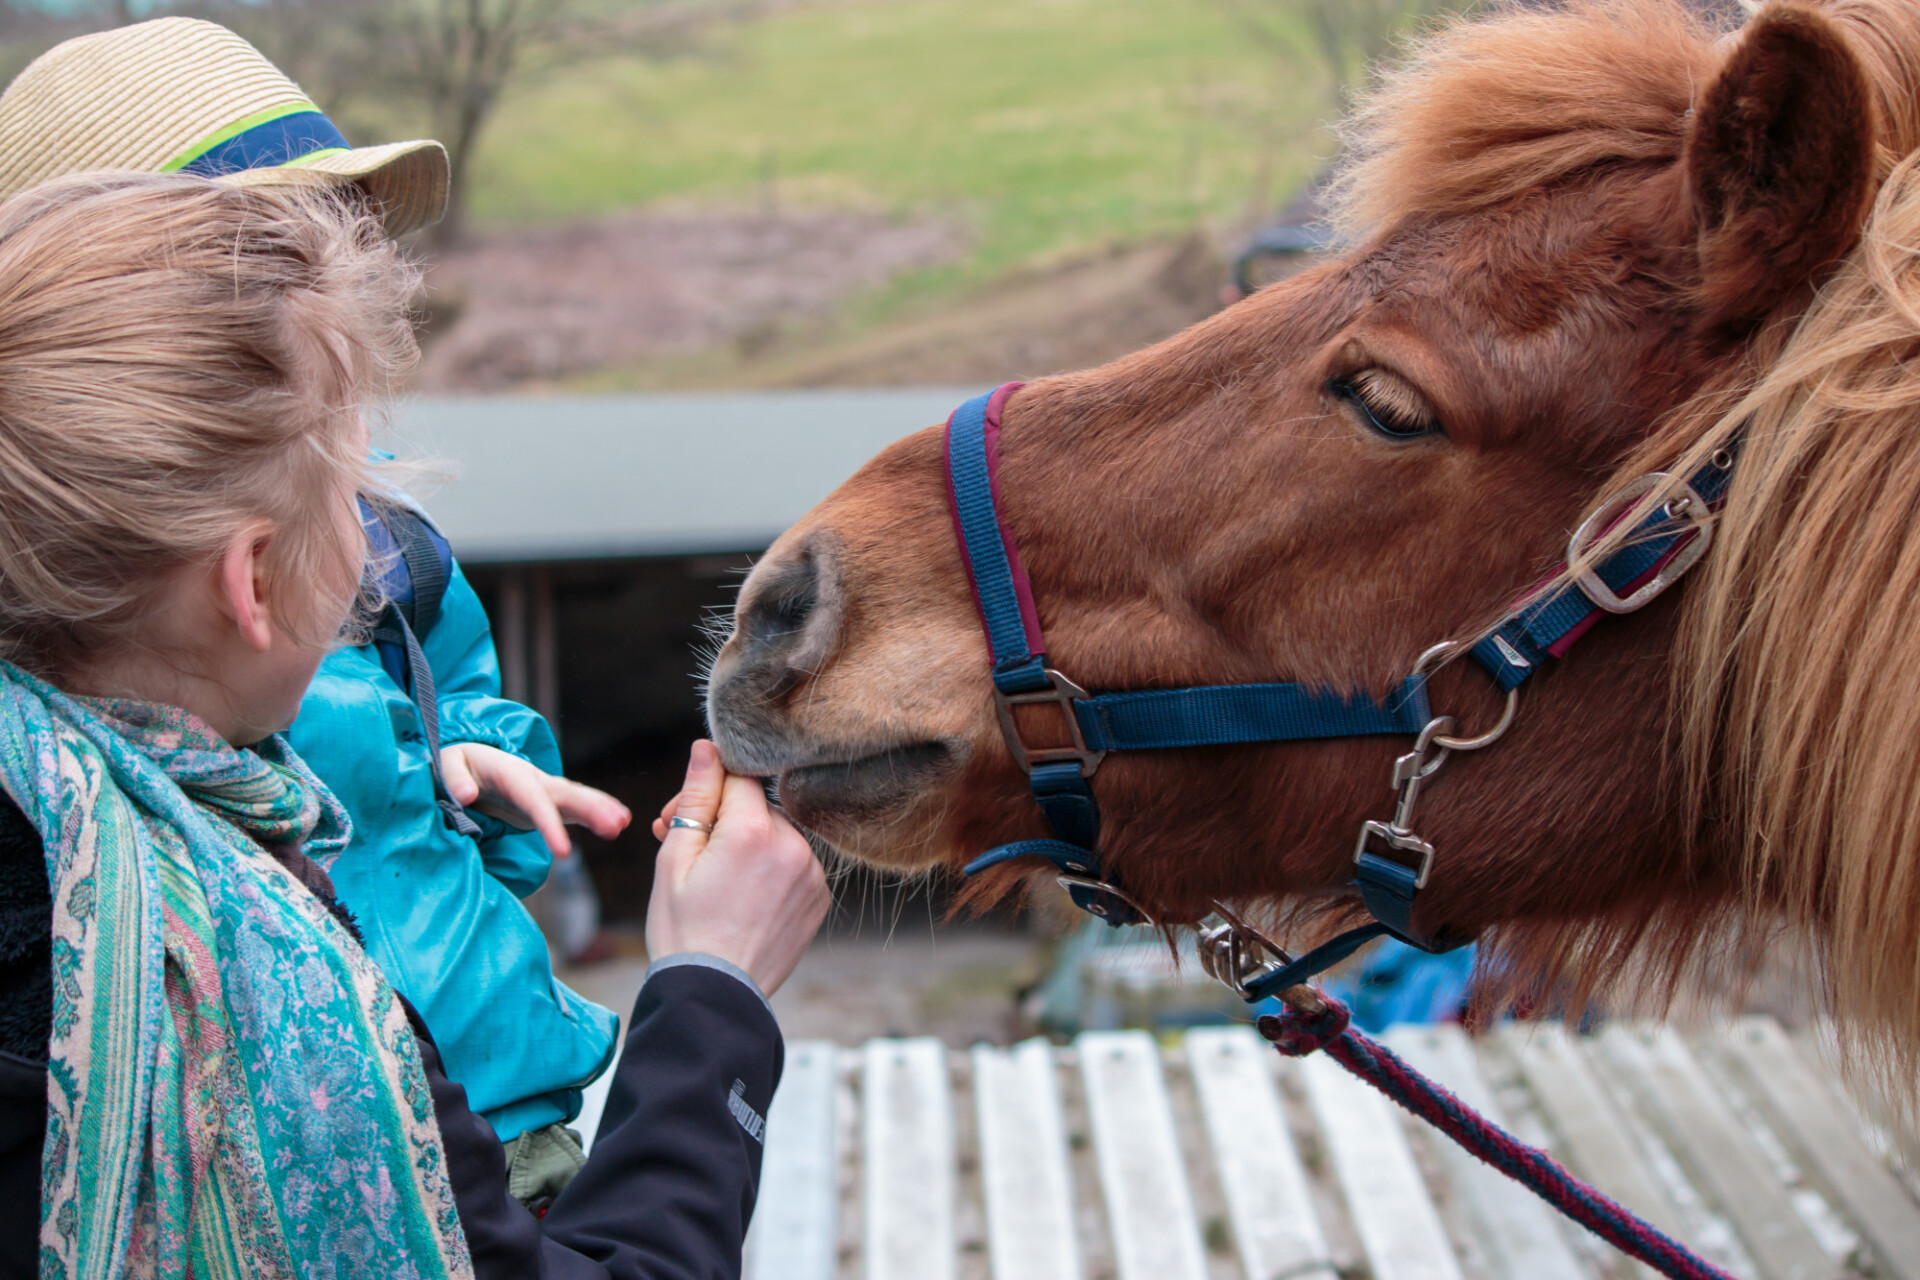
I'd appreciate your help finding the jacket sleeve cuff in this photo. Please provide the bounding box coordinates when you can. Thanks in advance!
[643,952,772,1019]
[438,697,563,774]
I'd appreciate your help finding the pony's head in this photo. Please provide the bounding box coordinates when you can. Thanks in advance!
[709,0,1920,1071]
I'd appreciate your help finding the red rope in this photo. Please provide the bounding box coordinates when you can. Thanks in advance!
[1257,999,1739,1280]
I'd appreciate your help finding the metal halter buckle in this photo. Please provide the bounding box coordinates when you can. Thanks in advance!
[1354,822,1437,888]
[1567,473,1714,615]
[993,665,1107,774]
[1196,905,1295,999]
[1352,715,1453,889]
[1058,874,1154,925]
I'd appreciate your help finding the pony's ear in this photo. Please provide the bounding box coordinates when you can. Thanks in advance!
[1685,3,1876,331]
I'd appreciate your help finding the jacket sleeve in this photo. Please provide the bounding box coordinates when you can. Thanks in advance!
[421,560,562,899]
[422,961,782,1280]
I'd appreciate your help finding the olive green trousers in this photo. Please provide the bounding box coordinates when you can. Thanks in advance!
[502,1121,588,1213]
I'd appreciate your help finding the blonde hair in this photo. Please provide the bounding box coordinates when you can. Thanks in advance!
[0,172,421,676]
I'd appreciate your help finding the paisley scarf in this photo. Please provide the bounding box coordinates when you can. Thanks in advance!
[0,662,472,1280]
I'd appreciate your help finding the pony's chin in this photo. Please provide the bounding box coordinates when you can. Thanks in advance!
[772,740,962,866]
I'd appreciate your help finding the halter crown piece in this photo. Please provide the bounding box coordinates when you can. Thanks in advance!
[944,383,1734,1003]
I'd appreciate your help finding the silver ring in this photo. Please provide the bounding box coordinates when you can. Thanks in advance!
[667,816,712,833]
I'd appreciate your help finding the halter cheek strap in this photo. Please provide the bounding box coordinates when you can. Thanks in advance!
[946,383,1436,931]
[1471,450,1736,689]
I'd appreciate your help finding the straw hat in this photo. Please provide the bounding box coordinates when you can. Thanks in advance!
[0,17,448,236]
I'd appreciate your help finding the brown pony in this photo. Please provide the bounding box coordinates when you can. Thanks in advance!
[708,0,1920,1081]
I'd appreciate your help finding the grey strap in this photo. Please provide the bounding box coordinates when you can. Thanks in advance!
[384,505,449,639]
[374,601,482,838]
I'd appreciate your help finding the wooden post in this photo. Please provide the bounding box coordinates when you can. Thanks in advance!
[743,1043,840,1280]
[863,1038,955,1280]
[973,1039,1081,1280]
[1077,1030,1208,1280]
[497,567,529,706]
[530,564,559,744]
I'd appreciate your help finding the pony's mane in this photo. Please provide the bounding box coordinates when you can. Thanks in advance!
[1657,149,1920,1092]
[1331,0,1920,1091]
[1327,0,1722,242]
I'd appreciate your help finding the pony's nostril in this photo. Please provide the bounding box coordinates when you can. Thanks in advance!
[737,545,840,665]
[746,577,817,651]
[768,583,816,634]
[724,537,845,702]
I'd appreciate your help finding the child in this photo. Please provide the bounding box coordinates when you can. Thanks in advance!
[0,17,632,1204]
[0,171,828,1275]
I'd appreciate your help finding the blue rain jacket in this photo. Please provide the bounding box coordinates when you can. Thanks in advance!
[287,561,618,1142]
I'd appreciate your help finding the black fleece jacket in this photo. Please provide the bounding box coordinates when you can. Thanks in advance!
[0,792,780,1279]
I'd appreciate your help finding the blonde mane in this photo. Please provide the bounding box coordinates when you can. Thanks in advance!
[1665,152,1920,1084]
[1333,0,1920,1085]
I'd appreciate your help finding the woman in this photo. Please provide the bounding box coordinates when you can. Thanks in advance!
[0,170,828,1278]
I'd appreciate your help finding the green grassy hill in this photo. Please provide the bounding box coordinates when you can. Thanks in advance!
[471,0,1330,292]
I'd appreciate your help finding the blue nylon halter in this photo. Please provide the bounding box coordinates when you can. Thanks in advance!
[946,383,1735,998]
[947,383,1433,930]
[1471,450,1735,690]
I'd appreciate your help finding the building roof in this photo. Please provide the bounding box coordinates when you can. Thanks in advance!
[380,388,981,562]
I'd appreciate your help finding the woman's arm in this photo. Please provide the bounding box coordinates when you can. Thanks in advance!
[428,742,828,1280]
[415,961,780,1280]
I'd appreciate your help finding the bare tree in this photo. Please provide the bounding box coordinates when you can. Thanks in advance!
[207,0,575,247]
[391,0,565,248]
[194,0,724,247]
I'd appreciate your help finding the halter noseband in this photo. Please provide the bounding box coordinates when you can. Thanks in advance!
[944,382,1732,1002]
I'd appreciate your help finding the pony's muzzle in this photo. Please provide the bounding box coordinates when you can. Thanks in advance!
[706,536,849,775]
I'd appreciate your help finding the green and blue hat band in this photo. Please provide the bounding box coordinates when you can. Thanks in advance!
[164,101,348,178]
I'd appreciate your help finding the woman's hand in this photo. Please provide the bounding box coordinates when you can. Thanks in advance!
[439,742,632,857]
[645,740,829,998]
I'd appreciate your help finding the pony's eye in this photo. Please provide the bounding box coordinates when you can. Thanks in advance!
[1329,369,1441,439]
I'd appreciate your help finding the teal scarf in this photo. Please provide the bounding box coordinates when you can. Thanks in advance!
[0,663,472,1280]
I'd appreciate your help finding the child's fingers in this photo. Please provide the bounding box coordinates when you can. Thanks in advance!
[476,757,572,857]
[546,776,631,840]
[438,744,482,807]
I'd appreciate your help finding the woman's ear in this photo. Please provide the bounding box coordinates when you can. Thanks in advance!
[218,525,277,654]
[1685,2,1877,333]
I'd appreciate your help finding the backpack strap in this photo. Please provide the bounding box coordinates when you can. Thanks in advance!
[358,497,480,838]
[370,602,482,838]
[382,504,452,640]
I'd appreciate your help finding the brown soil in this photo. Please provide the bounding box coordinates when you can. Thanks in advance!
[731,231,1231,387]
[413,208,1230,392]
[415,208,964,391]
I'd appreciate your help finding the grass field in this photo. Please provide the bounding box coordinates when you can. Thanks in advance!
[470,0,1332,296]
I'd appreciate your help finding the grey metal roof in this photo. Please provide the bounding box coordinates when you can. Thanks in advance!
[378,388,982,562]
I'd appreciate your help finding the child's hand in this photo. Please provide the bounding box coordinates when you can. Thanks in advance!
[646,740,828,997]
[439,742,632,857]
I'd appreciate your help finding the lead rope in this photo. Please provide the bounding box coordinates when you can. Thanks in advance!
[1258,996,1737,1280]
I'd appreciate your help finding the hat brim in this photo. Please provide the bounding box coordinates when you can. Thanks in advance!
[216,138,449,237]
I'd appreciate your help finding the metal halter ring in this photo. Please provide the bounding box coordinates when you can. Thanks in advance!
[667,816,713,833]
[1411,641,1519,752]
